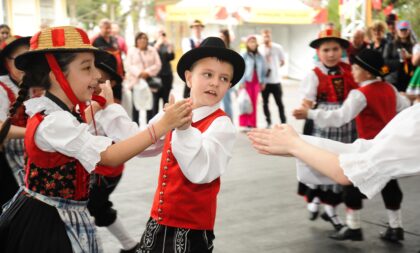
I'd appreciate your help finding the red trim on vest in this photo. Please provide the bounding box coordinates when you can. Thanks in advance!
[356,81,397,139]
[150,109,226,230]
[51,28,66,47]
[24,113,90,200]
[0,81,27,127]
[314,62,358,103]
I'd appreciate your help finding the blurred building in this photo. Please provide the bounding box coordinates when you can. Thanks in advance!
[0,0,69,36]
[155,0,328,80]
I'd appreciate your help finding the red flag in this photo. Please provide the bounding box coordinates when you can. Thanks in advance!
[372,0,382,10]
[383,4,393,16]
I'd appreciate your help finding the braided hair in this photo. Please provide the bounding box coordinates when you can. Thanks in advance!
[0,52,77,145]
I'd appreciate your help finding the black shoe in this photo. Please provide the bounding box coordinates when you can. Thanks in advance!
[309,211,319,221]
[380,226,404,242]
[120,243,140,253]
[321,212,344,231]
[329,226,364,241]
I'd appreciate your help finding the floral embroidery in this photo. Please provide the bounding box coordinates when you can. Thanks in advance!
[26,160,86,199]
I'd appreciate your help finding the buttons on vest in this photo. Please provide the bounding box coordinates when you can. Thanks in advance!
[167,149,171,154]
[158,208,162,213]
[166,157,170,162]
[158,217,163,221]
[160,191,164,195]
[163,174,167,179]
[164,166,168,170]
[159,199,163,204]
[162,182,166,187]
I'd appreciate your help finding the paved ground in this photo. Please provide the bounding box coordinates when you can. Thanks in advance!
[99,78,420,252]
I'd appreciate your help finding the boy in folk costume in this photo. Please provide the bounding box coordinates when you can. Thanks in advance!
[137,37,245,253]
[0,36,31,211]
[87,52,139,253]
[294,29,359,234]
[294,49,410,242]
[0,26,192,253]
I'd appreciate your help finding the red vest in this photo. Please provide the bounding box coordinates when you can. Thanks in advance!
[150,109,226,230]
[314,62,358,103]
[25,113,90,200]
[0,81,27,127]
[356,81,397,140]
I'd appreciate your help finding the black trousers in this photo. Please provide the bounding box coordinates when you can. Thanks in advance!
[343,179,402,210]
[87,174,122,227]
[261,83,287,124]
[0,152,18,214]
[147,75,173,122]
[138,218,215,253]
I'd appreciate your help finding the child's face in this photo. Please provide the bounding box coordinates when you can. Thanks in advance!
[351,64,373,83]
[317,41,342,67]
[185,57,233,109]
[66,52,101,102]
[6,44,29,83]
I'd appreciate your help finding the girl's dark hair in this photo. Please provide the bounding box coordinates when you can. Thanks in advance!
[0,52,77,144]
[220,28,231,48]
[134,32,148,47]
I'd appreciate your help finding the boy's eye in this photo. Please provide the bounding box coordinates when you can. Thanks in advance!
[220,76,230,82]
[203,72,212,78]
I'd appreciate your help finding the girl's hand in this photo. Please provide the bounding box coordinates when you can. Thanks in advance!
[99,80,115,107]
[161,96,193,130]
[247,124,301,156]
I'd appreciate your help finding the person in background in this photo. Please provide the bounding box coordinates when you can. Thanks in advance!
[385,13,398,43]
[368,20,388,55]
[383,20,415,93]
[259,29,287,127]
[150,29,175,118]
[219,28,233,119]
[125,32,161,124]
[406,42,420,103]
[181,20,206,98]
[347,29,368,63]
[238,35,266,130]
[0,24,11,46]
[111,23,128,57]
[92,19,124,78]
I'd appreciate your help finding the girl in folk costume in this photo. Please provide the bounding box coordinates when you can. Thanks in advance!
[0,26,192,253]
[0,36,31,212]
[294,49,410,242]
[294,29,359,234]
[137,37,245,253]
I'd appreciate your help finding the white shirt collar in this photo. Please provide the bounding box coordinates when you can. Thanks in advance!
[192,103,221,123]
[0,75,19,95]
[24,96,64,117]
[359,79,379,87]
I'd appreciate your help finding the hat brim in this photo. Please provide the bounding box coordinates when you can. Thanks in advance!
[350,55,386,77]
[15,47,108,71]
[310,37,350,49]
[176,47,245,87]
[96,62,122,84]
[0,36,31,75]
[190,24,205,28]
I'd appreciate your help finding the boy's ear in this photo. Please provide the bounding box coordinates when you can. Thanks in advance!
[185,70,192,88]
[49,70,57,84]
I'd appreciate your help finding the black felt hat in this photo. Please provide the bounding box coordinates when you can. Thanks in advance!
[0,36,31,75]
[351,49,388,77]
[176,37,245,87]
[94,51,122,84]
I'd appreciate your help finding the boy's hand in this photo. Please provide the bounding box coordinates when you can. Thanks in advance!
[292,107,309,119]
[161,96,193,130]
[99,80,115,107]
